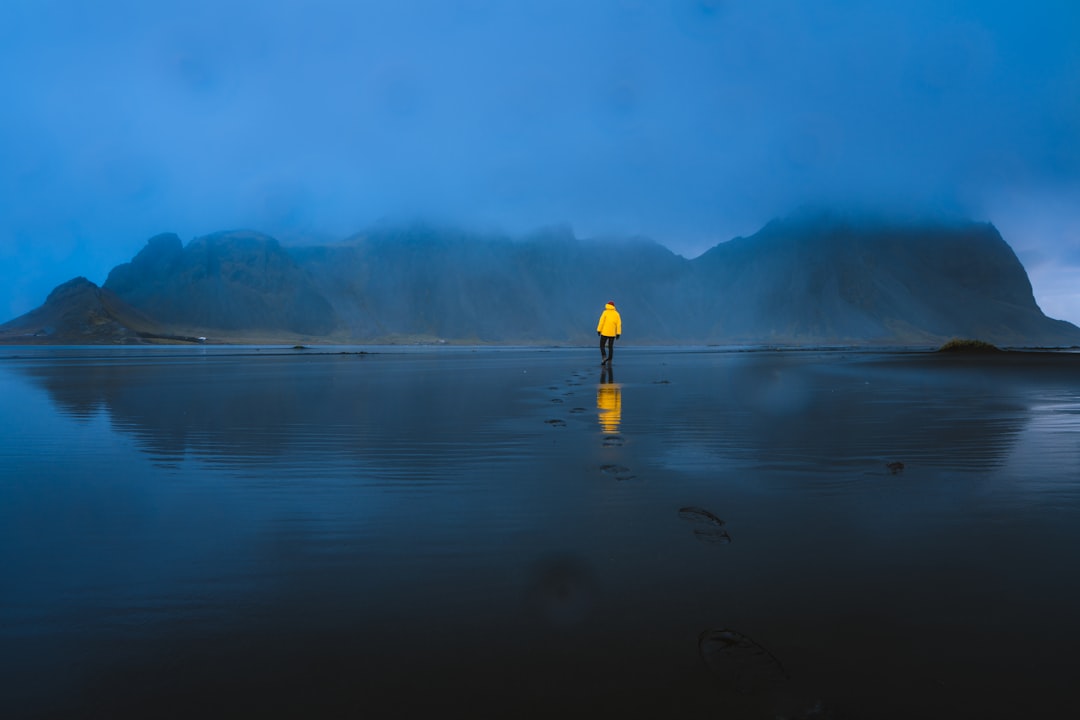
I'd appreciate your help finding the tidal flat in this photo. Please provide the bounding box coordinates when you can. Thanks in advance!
[1,346,1079,719]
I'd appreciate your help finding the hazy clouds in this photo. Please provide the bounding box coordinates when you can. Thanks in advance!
[2,0,1078,322]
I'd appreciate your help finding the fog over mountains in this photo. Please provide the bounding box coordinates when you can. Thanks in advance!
[3,212,1079,347]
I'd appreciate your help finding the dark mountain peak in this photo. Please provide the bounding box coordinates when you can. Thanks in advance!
[107,233,183,296]
[103,229,337,335]
[145,232,184,252]
[132,231,184,265]
[1,276,161,343]
[45,276,101,305]
[185,231,300,283]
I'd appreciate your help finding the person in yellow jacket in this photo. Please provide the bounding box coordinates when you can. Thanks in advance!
[596,300,622,365]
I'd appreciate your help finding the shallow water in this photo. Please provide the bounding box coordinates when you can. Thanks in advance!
[2,346,1079,718]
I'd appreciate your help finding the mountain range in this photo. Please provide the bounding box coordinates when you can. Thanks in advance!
[3,212,1078,347]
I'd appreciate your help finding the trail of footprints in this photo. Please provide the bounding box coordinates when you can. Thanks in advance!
[542,370,732,536]
[544,367,633,479]
[541,366,826,710]
[543,370,588,431]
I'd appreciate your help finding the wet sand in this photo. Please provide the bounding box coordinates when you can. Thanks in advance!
[1,346,1079,718]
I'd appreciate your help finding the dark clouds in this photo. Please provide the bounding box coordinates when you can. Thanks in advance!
[2,0,1078,322]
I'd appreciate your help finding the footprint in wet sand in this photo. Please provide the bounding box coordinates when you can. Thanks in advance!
[550,398,564,404]
[678,506,733,544]
[864,460,908,477]
[698,628,788,694]
[602,435,624,447]
[545,419,566,427]
[600,463,634,481]
[569,407,587,414]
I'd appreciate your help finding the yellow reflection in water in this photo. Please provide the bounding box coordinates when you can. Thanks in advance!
[597,365,622,433]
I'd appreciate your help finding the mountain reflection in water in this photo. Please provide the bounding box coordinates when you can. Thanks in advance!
[2,346,1079,719]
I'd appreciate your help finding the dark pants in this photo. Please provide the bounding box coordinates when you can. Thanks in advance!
[600,335,615,362]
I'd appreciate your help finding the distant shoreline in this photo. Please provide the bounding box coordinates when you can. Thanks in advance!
[1,339,1078,354]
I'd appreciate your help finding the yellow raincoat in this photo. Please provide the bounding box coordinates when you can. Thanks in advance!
[596,303,622,338]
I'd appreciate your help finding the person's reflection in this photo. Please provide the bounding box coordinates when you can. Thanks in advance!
[597,365,622,433]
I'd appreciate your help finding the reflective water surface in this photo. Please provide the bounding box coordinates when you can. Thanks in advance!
[2,346,1079,718]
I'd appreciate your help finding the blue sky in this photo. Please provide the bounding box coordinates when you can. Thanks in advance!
[1,0,1078,323]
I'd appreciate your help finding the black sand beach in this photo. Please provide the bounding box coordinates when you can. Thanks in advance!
[1,346,1078,718]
